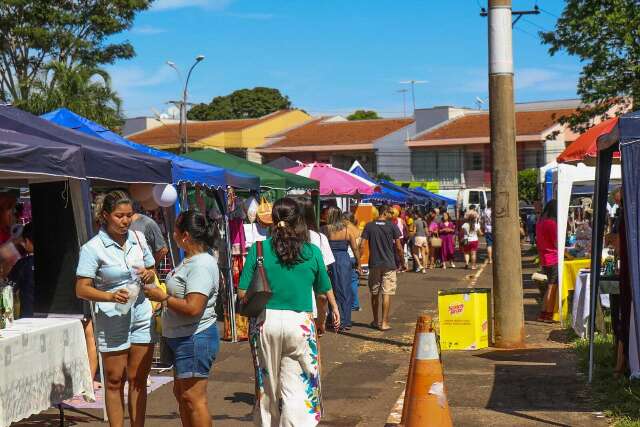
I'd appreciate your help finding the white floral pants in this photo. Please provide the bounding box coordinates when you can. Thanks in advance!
[249,309,322,427]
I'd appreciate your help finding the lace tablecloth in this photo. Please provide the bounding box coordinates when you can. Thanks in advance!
[0,318,95,427]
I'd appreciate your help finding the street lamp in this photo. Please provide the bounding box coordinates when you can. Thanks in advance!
[166,55,205,154]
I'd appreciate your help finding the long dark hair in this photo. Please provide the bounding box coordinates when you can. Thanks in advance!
[176,209,218,249]
[271,197,308,266]
[542,200,557,220]
[298,197,318,233]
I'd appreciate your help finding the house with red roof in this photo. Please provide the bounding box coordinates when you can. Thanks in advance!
[258,116,416,180]
[408,100,581,188]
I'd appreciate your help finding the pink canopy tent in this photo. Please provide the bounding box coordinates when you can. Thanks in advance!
[285,162,378,196]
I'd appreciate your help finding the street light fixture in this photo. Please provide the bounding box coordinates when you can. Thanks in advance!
[166,55,206,154]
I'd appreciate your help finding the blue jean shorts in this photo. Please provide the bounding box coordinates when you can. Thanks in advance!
[166,323,220,379]
[485,232,494,247]
[94,297,156,353]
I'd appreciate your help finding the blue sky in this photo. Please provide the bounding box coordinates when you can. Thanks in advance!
[108,0,580,119]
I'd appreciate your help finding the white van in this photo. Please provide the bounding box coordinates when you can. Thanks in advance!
[439,188,492,216]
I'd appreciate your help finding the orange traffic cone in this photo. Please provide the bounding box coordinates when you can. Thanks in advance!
[401,315,453,427]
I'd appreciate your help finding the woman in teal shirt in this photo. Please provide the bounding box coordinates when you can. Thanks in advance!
[239,198,340,427]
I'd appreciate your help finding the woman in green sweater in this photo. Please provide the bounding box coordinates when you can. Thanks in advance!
[239,197,340,427]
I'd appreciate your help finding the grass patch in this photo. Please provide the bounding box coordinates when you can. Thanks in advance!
[573,332,640,426]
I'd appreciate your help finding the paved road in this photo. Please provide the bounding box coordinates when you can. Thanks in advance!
[15,264,474,427]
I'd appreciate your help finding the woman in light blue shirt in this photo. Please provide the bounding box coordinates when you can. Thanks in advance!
[145,210,220,427]
[76,190,157,427]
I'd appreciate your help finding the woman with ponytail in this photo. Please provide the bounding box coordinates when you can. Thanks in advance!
[238,197,340,426]
[144,210,220,427]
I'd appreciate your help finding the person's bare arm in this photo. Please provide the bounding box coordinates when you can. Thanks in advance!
[144,286,208,317]
[153,247,169,266]
[76,277,128,303]
[395,239,405,269]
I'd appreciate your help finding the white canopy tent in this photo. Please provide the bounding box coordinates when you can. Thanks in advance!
[556,162,622,324]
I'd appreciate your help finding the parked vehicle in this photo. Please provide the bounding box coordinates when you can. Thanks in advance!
[438,188,492,215]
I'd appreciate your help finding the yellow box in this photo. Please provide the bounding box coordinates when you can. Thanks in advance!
[438,288,491,351]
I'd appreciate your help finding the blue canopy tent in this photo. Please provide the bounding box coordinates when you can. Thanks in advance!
[41,108,259,190]
[364,185,410,204]
[377,180,430,205]
[41,108,259,342]
[349,161,375,183]
[411,186,456,205]
[0,106,172,184]
[586,110,640,382]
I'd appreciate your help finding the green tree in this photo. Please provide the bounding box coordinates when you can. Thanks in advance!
[541,0,640,132]
[0,0,152,104]
[347,110,380,121]
[187,87,292,120]
[15,62,123,129]
[518,168,539,204]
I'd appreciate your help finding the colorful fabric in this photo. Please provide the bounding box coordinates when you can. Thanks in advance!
[249,309,322,426]
[536,217,558,267]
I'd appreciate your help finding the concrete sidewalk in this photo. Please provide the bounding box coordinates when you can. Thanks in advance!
[442,254,608,427]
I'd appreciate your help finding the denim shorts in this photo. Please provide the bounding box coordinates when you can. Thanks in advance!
[485,232,494,247]
[166,323,220,379]
[94,297,156,353]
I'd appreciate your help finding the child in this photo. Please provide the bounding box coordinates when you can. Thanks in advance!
[9,222,34,317]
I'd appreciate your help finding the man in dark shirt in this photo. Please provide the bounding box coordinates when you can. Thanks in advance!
[360,205,404,331]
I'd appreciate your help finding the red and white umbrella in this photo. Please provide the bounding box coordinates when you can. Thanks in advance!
[285,162,378,196]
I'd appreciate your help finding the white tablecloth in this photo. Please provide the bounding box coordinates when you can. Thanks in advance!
[0,318,95,427]
[572,270,613,338]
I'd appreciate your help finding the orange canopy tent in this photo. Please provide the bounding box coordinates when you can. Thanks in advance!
[556,117,621,164]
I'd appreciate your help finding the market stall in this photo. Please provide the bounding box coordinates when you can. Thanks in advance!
[585,110,640,381]
[41,109,262,342]
[0,128,96,426]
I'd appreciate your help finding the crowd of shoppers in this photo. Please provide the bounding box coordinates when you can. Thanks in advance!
[72,189,499,426]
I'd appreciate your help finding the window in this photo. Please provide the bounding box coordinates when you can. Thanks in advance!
[465,152,483,171]
[469,191,481,205]
[410,149,462,187]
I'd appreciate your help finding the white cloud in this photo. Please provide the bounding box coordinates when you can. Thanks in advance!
[515,67,578,92]
[132,25,166,35]
[456,66,578,94]
[151,0,233,11]
[109,65,177,91]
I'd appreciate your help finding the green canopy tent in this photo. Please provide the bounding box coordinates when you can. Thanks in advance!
[185,149,319,199]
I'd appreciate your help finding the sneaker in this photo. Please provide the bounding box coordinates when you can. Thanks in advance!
[422,268,427,274]
[450,263,456,268]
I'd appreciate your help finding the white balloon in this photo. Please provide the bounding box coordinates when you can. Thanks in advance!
[152,184,178,207]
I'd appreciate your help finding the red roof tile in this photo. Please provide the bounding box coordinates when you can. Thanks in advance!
[414,109,576,140]
[264,118,414,148]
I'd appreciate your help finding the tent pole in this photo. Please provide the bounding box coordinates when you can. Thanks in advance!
[218,188,237,342]
[588,147,614,383]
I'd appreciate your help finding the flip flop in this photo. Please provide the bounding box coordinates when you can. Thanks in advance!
[379,325,392,331]
[369,321,380,330]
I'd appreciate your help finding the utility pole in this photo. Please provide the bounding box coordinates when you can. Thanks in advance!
[486,0,527,348]
[397,89,409,118]
[166,55,205,154]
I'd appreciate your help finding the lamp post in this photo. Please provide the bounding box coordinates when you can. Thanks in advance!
[166,55,205,154]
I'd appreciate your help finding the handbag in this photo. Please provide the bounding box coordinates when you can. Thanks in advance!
[239,241,273,317]
[430,237,442,248]
[257,197,273,226]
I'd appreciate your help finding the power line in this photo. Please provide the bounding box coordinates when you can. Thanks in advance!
[537,6,559,19]
[522,17,547,31]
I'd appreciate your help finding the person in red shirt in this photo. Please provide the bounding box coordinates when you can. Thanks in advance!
[536,200,558,322]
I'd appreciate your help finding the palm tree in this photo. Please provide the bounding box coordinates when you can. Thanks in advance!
[16,62,124,130]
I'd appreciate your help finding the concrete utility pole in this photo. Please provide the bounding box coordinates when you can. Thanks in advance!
[487,0,524,348]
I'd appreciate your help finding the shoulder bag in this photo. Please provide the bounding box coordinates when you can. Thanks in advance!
[239,241,273,317]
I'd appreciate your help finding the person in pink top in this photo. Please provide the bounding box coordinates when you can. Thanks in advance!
[439,212,456,269]
[536,200,558,322]
[427,212,440,269]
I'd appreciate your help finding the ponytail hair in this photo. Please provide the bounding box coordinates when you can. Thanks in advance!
[96,190,132,224]
[176,209,218,249]
[271,197,308,266]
